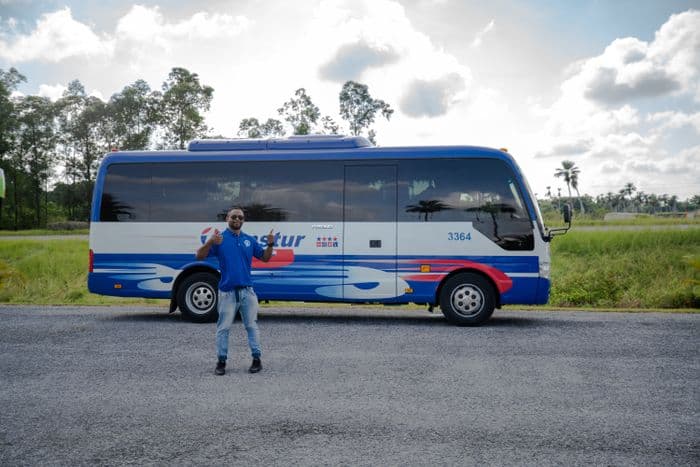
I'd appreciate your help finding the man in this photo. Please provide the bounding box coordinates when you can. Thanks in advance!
[196,207,274,376]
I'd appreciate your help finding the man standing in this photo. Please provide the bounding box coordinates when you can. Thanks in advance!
[196,207,274,375]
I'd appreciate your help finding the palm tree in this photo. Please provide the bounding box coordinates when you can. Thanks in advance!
[669,195,678,212]
[570,173,585,214]
[405,199,452,221]
[647,194,659,214]
[554,160,581,213]
[556,187,562,210]
[634,191,647,213]
[621,182,636,212]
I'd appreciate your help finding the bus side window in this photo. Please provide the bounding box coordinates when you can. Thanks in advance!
[100,164,151,222]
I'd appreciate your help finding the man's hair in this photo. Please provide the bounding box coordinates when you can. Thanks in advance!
[228,206,245,217]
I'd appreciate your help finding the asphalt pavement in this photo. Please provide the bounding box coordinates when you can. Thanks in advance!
[0,305,698,466]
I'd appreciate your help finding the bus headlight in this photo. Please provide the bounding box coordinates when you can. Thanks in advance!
[539,260,550,278]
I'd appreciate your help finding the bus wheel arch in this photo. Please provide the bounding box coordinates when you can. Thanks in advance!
[437,270,499,326]
[174,267,220,323]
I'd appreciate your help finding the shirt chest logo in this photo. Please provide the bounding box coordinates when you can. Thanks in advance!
[243,239,251,247]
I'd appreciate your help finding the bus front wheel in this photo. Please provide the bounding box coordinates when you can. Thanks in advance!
[177,272,219,323]
[439,273,496,326]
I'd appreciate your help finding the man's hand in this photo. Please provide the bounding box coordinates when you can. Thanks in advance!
[196,228,222,260]
[262,229,274,262]
[209,229,223,245]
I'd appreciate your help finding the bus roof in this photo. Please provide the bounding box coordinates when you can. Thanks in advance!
[102,136,517,166]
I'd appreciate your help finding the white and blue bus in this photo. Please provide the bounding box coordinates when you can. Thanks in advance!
[88,135,570,325]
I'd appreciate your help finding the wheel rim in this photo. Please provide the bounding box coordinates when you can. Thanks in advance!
[186,282,216,315]
[450,284,484,318]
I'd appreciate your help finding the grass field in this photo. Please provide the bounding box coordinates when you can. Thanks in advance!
[542,213,700,228]
[0,239,162,306]
[0,229,698,310]
[549,229,699,309]
[0,229,89,236]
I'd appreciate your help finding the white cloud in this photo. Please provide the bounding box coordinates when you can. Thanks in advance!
[111,5,251,74]
[572,10,699,106]
[400,73,466,117]
[648,111,700,133]
[534,139,593,158]
[524,10,700,199]
[308,0,473,124]
[319,40,399,82]
[0,8,114,62]
[114,5,251,51]
[471,19,494,48]
[37,83,66,101]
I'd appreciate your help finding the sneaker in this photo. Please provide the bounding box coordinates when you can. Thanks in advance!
[249,357,262,374]
[215,360,226,376]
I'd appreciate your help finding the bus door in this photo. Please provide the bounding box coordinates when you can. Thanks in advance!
[343,165,398,300]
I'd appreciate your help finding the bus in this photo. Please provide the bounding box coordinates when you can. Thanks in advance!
[88,135,570,325]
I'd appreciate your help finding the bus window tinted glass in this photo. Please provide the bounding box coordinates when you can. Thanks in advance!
[345,165,397,222]
[399,159,533,250]
[147,160,343,222]
[150,162,233,222]
[100,164,151,221]
[234,161,343,222]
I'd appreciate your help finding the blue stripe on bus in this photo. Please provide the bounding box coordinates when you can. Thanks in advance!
[88,252,542,304]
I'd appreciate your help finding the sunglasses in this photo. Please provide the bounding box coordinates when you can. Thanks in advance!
[229,215,244,220]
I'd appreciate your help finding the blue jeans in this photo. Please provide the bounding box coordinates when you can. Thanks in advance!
[216,287,261,361]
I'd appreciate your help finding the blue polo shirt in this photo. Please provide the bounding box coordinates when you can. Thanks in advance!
[208,229,265,291]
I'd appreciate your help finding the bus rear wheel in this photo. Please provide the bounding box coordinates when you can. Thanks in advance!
[177,272,219,323]
[439,273,496,326]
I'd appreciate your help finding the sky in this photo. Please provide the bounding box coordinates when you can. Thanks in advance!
[1,0,699,199]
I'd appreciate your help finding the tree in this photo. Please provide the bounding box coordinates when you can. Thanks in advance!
[237,118,285,138]
[0,68,26,227]
[14,96,57,226]
[689,195,700,211]
[339,81,393,144]
[319,115,340,135]
[57,80,111,221]
[0,68,25,159]
[621,182,636,211]
[158,67,213,149]
[58,82,110,183]
[569,168,585,215]
[277,88,320,135]
[108,79,158,150]
[554,160,580,212]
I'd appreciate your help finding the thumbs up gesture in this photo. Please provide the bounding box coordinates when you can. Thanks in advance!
[210,229,223,245]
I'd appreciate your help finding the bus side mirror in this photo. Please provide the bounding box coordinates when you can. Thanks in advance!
[562,204,572,224]
[545,203,572,241]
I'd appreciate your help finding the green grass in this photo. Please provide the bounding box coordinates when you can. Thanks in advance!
[0,229,89,236]
[0,231,698,310]
[0,240,161,306]
[543,213,700,228]
[549,229,700,309]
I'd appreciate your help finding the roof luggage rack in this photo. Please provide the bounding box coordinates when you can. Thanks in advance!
[188,135,372,152]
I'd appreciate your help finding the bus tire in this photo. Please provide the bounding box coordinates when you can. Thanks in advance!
[177,272,219,323]
[439,273,496,326]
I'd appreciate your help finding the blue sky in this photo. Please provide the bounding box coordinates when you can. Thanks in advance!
[1,0,699,199]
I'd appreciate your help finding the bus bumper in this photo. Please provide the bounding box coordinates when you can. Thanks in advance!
[534,277,551,304]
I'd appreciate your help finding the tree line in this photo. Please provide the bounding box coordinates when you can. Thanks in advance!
[545,160,699,217]
[0,66,393,230]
